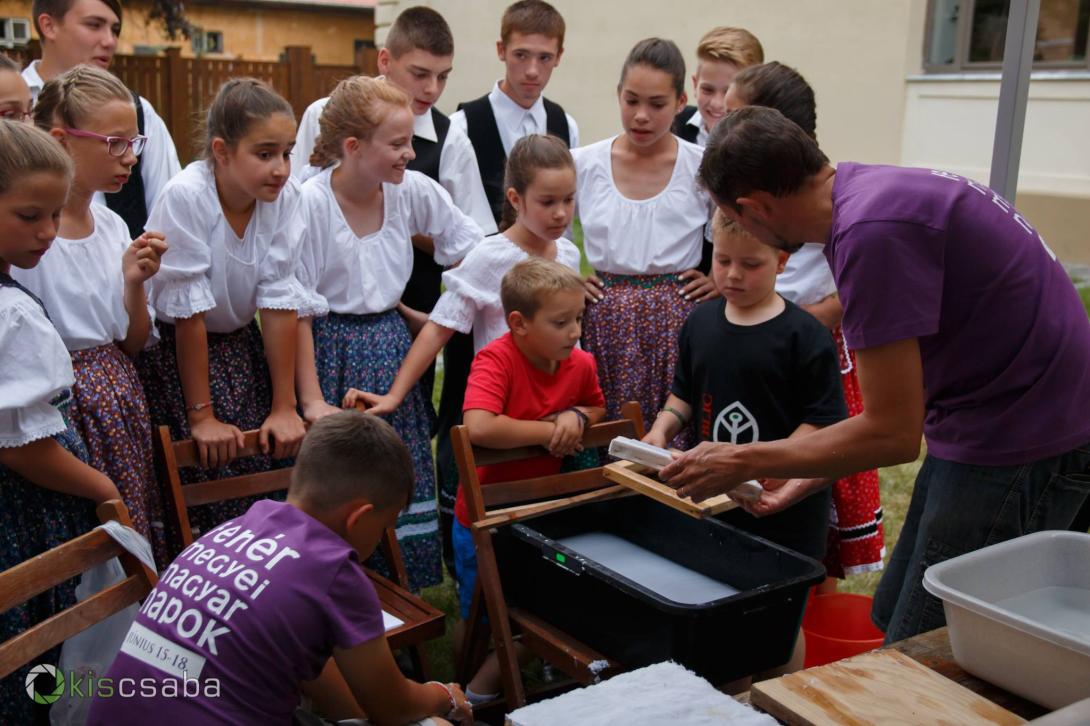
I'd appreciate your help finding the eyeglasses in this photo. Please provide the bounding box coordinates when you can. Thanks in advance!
[0,109,31,122]
[63,128,148,157]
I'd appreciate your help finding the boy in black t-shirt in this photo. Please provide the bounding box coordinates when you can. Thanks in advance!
[644,211,846,557]
[644,210,846,675]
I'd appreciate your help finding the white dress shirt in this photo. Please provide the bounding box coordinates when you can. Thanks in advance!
[429,233,581,353]
[13,205,157,351]
[0,286,75,448]
[146,161,308,334]
[292,95,496,235]
[686,110,710,148]
[449,80,580,155]
[573,136,713,274]
[23,61,181,219]
[297,168,483,318]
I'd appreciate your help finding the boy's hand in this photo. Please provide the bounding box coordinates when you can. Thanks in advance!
[583,274,605,303]
[446,683,473,724]
[301,398,342,423]
[122,231,168,286]
[259,407,306,459]
[739,478,824,517]
[641,430,668,449]
[190,414,246,469]
[678,268,719,302]
[343,389,401,415]
[546,410,584,457]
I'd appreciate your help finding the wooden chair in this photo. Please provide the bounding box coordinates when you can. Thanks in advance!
[154,425,445,677]
[0,499,158,679]
[452,401,646,709]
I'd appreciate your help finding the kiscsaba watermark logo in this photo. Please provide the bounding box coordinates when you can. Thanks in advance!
[24,663,221,703]
[26,664,65,705]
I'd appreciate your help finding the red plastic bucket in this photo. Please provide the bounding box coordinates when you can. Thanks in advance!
[802,593,885,668]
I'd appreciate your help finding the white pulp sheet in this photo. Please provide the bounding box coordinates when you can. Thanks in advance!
[507,661,777,726]
[555,532,739,605]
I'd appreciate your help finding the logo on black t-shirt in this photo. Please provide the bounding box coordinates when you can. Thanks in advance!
[713,401,760,444]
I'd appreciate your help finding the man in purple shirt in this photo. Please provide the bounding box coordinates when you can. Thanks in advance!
[661,106,1090,642]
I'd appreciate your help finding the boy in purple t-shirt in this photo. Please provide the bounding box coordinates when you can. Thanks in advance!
[666,106,1090,643]
[88,412,471,725]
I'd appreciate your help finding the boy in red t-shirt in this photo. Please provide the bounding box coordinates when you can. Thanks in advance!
[455,258,605,702]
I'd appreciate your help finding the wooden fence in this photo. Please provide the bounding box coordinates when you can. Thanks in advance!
[8,43,376,162]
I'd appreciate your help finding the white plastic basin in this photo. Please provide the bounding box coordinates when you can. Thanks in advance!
[923,530,1090,710]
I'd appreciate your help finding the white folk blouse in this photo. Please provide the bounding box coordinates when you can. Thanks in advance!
[429,233,582,353]
[14,205,157,351]
[0,285,75,447]
[573,135,713,275]
[145,161,308,334]
[297,168,483,317]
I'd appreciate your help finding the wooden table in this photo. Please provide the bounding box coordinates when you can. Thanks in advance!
[739,627,1049,722]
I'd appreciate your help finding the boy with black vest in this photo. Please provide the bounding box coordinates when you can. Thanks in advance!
[24,0,181,239]
[451,0,578,225]
[672,26,764,146]
[442,0,577,572]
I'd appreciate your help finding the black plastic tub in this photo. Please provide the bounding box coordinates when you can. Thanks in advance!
[492,495,825,684]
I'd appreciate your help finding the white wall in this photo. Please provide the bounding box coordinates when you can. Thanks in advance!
[387,0,917,165]
[379,0,1089,261]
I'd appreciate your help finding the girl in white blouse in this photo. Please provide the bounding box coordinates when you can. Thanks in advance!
[573,38,716,442]
[352,133,581,413]
[294,76,481,591]
[347,134,582,567]
[0,121,120,721]
[16,66,170,563]
[139,79,307,537]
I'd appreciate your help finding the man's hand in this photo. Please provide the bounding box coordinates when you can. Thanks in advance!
[659,440,753,502]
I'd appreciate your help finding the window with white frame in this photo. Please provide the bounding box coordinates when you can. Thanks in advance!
[925,0,1090,71]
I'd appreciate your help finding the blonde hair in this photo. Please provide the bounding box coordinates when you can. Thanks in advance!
[33,64,133,131]
[712,208,752,241]
[501,257,584,318]
[0,119,73,196]
[310,76,411,169]
[696,26,764,69]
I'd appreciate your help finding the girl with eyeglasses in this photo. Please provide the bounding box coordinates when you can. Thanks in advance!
[0,54,31,123]
[15,64,170,563]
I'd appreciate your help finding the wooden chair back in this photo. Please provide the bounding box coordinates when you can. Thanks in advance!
[154,425,410,589]
[450,401,646,710]
[0,500,158,678]
[452,400,645,524]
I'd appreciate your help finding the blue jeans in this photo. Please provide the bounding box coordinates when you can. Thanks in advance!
[873,443,1090,643]
[452,520,477,621]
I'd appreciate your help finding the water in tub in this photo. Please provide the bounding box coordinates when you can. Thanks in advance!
[555,532,739,605]
[993,586,1090,641]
